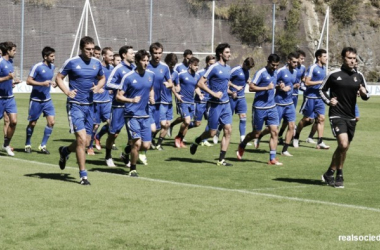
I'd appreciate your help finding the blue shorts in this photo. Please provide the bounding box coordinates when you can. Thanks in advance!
[28,100,55,121]
[252,107,279,131]
[292,95,298,109]
[178,103,194,119]
[109,107,124,134]
[195,102,208,122]
[67,103,94,134]
[300,97,325,118]
[208,102,232,130]
[94,102,111,124]
[149,104,161,129]
[277,104,296,123]
[0,97,17,119]
[125,117,151,142]
[229,97,247,115]
[159,103,173,121]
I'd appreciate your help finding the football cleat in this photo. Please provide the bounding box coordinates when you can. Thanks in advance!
[38,145,50,154]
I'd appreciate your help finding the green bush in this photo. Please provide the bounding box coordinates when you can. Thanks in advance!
[330,0,358,25]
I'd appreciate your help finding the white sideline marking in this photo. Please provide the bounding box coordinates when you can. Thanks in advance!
[7,157,380,213]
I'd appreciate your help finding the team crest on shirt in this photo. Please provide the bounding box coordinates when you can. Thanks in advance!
[335,126,340,132]
[160,69,163,73]
[148,77,152,82]
[93,64,97,70]
[354,76,357,82]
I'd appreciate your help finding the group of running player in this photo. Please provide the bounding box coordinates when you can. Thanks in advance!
[0,37,369,187]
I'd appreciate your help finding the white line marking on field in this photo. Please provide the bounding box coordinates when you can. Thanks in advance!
[7,157,380,213]
[251,185,312,191]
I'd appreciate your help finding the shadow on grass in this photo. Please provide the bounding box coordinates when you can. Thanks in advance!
[89,168,129,175]
[86,159,110,166]
[224,157,267,164]
[166,157,216,165]
[24,173,78,183]
[273,177,324,186]
[52,139,75,143]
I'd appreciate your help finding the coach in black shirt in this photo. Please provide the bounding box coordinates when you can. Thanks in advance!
[319,47,370,188]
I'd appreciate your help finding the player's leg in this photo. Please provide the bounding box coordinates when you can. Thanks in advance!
[39,100,56,154]
[267,108,282,165]
[281,105,296,156]
[315,100,329,149]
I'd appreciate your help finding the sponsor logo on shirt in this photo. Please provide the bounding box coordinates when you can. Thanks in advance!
[132,79,137,83]
[122,71,126,74]
[337,76,342,80]
[76,65,81,69]
[42,70,46,73]
[285,74,288,77]
[185,77,189,80]
[219,71,223,74]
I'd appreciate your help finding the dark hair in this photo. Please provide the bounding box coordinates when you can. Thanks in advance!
[79,36,94,50]
[119,46,133,60]
[183,49,193,57]
[287,52,298,61]
[243,57,255,68]
[114,53,120,58]
[135,49,150,63]
[296,49,306,57]
[315,49,327,62]
[0,41,17,55]
[205,55,216,64]
[215,43,230,60]
[94,45,101,51]
[188,57,199,65]
[267,53,280,63]
[149,42,163,55]
[41,46,55,58]
[102,47,113,56]
[341,47,357,58]
[164,53,178,68]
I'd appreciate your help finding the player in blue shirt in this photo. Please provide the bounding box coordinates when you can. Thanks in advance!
[87,47,114,155]
[293,49,330,149]
[278,50,306,145]
[0,41,21,156]
[237,54,283,165]
[275,52,298,156]
[103,46,136,167]
[173,57,200,148]
[190,43,233,166]
[147,42,173,149]
[228,57,255,144]
[24,47,56,154]
[174,49,193,73]
[56,36,106,185]
[117,49,155,177]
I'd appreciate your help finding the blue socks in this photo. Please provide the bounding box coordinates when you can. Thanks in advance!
[25,126,34,145]
[239,117,246,138]
[41,126,53,146]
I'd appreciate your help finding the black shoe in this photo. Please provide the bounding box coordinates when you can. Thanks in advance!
[80,178,91,185]
[321,173,335,186]
[120,152,130,165]
[190,143,198,155]
[334,175,344,188]
[58,146,69,170]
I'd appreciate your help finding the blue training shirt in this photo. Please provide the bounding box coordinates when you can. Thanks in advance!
[94,63,114,103]
[203,62,231,104]
[174,63,188,73]
[121,69,155,118]
[229,65,250,98]
[147,61,171,104]
[194,68,209,104]
[304,63,326,98]
[0,58,15,98]
[275,65,297,106]
[106,61,135,107]
[176,70,200,104]
[293,64,306,95]
[251,67,277,109]
[29,62,55,101]
[59,56,104,104]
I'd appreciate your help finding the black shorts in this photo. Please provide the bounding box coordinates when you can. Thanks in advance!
[329,118,356,141]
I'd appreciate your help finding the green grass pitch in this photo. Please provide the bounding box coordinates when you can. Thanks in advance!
[0,93,379,249]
